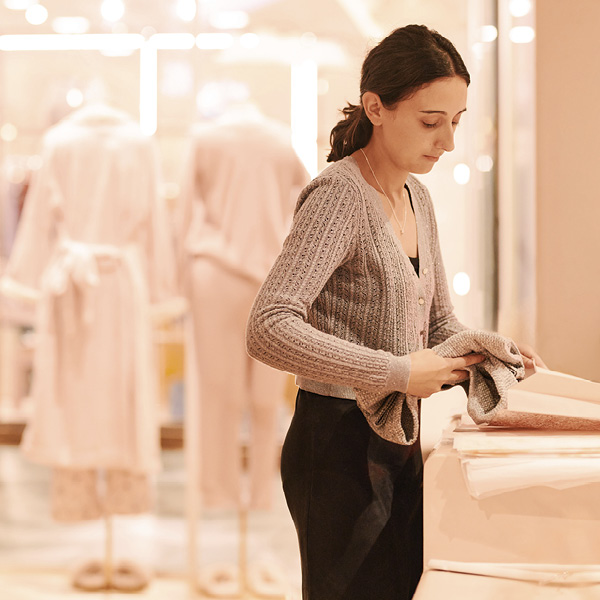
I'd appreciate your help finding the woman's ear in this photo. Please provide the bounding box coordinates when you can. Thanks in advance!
[362,91,385,126]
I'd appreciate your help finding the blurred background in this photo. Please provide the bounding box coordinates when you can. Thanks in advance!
[0,0,598,598]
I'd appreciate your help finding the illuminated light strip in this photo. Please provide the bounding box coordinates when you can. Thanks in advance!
[148,33,195,50]
[0,33,197,51]
[195,33,233,50]
[291,60,318,178]
[139,43,158,136]
[0,33,144,51]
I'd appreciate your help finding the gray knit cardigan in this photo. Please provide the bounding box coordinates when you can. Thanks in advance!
[246,156,474,443]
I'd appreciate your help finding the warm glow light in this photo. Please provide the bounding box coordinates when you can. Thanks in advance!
[175,0,196,22]
[453,163,471,185]
[509,0,532,17]
[0,123,18,142]
[101,0,125,22]
[148,33,195,50]
[291,60,318,177]
[4,0,35,9]
[209,10,249,30]
[481,25,498,42]
[25,3,48,25]
[0,34,144,51]
[52,16,90,34]
[66,88,84,108]
[140,44,157,136]
[453,272,471,296]
[476,155,494,172]
[195,33,233,50]
[240,33,259,49]
[509,26,535,43]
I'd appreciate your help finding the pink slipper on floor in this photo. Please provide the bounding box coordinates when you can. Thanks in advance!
[198,563,241,598]
[71,559,108,592]
[246,560,288,599]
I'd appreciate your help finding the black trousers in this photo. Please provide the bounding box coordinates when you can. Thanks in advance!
[281,389,423,600]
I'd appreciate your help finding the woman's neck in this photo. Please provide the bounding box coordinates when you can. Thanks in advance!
[355,142,408,198]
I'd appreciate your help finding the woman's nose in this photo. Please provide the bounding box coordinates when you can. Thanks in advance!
[438,124,455,152]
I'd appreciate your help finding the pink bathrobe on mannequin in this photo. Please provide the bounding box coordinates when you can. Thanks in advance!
[5,105,175,479]
[176,105,309,509]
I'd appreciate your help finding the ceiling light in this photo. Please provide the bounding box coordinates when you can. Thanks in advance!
[0,33,144,51]
[196,33,233,50]
[101,0,125,23]
[481,25,498,43]
[148,33,195,50]
[25,3,48,25]
[453,272,471,296]
[175,0,196,22]
[509,0,532,17]
[509,26,535,43]
[453,163,471,185]
[66,88,84,108]
[476,155,494,172]
[4,0,35,9]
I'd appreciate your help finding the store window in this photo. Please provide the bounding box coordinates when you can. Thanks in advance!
[0,1,501,596]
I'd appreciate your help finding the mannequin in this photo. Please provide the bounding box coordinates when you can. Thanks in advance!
[1,103,176,592]
[175,99,309,597]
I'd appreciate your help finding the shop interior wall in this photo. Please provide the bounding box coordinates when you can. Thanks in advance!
[536,0,600,382]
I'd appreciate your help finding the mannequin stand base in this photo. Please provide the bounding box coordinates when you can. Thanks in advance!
[71,515,151,593]
[72,558,151,593]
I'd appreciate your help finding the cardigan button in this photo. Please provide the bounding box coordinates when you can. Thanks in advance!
[422,267,429,275]
[418,297,425,305]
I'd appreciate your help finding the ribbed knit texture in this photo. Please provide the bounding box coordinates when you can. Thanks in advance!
[433,329,525,424]
[246,155,467,444]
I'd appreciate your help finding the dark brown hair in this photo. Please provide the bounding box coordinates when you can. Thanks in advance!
[327,24,470,162]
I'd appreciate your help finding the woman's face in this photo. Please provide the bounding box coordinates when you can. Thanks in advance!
[378,76,468,174]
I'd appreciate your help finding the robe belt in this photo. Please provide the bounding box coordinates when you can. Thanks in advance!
[38,238,159,472]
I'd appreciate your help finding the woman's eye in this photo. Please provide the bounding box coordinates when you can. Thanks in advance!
[423,122,437,129]
[452,121,460,127]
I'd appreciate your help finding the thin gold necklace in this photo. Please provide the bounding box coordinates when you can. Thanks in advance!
[360,148,408,235]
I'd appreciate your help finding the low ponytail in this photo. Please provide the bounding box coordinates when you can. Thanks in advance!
[327,102,372,162]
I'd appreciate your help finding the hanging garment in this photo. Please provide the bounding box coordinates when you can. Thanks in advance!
[175,106,310,509]
[4,104,176,474]
[190,258,286,509]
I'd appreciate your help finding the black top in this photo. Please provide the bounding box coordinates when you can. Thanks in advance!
[405,185,419,276]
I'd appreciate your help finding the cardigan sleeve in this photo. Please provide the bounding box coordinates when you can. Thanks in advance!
[246,174,409,392]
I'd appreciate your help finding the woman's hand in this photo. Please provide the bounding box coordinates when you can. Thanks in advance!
[514,340,548,370]
[406,349,485,398]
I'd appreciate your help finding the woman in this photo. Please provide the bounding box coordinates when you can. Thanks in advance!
[246,24,543,599]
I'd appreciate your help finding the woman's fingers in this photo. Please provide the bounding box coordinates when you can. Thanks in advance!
[450,369,469,383]
[450,353,485,370]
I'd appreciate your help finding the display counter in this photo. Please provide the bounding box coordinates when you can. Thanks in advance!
[423,428,600,566]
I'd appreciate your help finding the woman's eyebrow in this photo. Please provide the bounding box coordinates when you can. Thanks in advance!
[420,108,467,115]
